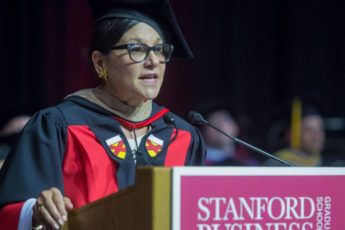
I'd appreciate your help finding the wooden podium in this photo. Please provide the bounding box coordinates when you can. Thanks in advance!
[61,167,345,229]
[62,167,172,230]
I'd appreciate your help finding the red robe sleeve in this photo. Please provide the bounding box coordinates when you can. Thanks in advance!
[0,202,24,230]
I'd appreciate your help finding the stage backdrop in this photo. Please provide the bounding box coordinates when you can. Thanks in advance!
[1,0,345,155]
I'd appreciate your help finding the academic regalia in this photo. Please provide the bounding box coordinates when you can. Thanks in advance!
[272,148,321,166]
[264,97,325,166]
[0,0,199,228]
[87,0,194,58]
[264,148,322,166]
[0,89,206,229]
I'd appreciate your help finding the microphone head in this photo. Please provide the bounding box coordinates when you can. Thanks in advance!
[188,111,206,125]
[163,113,175,125]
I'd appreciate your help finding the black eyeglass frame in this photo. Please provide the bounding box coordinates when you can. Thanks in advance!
[109,43,174,63]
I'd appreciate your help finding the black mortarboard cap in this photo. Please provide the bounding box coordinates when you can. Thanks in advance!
[87,0,193,58]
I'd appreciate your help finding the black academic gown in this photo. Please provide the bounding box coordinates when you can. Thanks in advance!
[0,95,206,229]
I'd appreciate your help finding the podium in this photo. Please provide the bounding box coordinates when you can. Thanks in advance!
[63,167,172,230]
[63,166,345,229]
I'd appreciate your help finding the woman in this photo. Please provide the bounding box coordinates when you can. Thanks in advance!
[0,0,205,229]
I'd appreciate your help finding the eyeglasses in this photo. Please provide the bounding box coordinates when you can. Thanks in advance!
[109,43,174,63]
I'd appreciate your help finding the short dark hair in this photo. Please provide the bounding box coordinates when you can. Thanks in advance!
[88,18,140,72]
[87,18,167,72]
[90,18,140,55]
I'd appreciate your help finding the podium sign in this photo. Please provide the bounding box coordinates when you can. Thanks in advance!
[172,167,345,230]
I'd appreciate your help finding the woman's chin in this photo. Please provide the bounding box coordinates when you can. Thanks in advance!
[141,90,160,101]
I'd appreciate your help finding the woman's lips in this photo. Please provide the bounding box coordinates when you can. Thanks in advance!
[139,73,159,85]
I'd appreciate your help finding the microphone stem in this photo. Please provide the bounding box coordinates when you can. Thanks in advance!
[205,121,294,167]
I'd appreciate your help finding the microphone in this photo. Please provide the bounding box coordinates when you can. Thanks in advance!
[163,113,179,144]
[188,111,294,167]
[164,113,176,125]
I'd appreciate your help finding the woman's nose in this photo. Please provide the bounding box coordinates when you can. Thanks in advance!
[145,50,160,67]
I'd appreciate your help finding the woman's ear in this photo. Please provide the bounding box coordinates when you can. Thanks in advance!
[91,50,106,74]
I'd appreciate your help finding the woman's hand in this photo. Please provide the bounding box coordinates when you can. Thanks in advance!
[32,187,74,230]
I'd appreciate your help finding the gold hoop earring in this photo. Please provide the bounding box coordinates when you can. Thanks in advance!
[98,69,108,81]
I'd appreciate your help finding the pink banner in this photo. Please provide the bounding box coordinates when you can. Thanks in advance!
[172,167,345,230]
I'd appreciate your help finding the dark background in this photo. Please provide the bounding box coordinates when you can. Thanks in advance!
[1,0,345,161]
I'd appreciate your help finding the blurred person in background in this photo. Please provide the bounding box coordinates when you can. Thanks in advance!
[198,101,259,166]
[265,98,325,166]
[203,110,241,165]
[0,115,30,168]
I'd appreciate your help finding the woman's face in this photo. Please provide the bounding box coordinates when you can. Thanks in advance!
[95,22,166,106]
[300,115,325,155]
